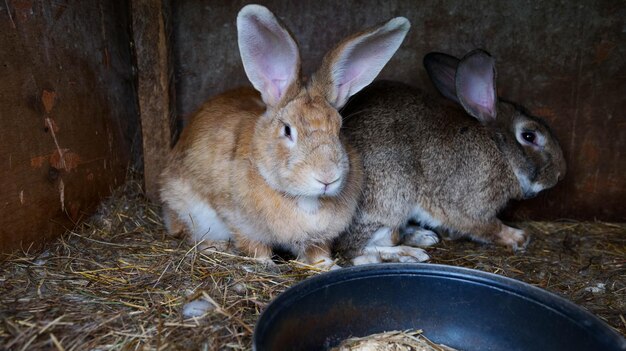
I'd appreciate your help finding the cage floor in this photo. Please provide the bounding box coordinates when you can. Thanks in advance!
[1,178,624,350]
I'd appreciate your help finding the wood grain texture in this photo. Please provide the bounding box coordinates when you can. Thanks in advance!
[171,0,625,221]
[131,0,173,202]
[0,0,139,253]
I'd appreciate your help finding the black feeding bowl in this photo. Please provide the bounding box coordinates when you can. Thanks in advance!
[254,263,625,351]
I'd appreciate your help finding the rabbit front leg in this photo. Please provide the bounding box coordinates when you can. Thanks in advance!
[301,241,340,270]
[231,231,275,267]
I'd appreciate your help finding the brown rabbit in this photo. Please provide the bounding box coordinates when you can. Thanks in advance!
[336,49,566,265]
[159,4,411,269]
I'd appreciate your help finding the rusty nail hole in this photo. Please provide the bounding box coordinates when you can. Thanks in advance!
[48,167,60,181]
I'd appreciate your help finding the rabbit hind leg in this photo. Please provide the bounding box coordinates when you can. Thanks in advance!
[461,219,530,251]
[352,225,430,265]
[400,223,440,247]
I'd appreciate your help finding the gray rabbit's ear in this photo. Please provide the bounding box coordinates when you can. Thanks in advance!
[455,49,497,123]
[423,52,460,103]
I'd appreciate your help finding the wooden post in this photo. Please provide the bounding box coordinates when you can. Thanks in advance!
[131,0,173,202]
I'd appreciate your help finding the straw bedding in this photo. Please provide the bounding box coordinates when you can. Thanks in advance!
[331,329,458,351]
[1,178,624,350]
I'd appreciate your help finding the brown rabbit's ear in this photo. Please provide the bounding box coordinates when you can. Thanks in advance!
[237,5,301,107]
[312,17,410,109]
[423,52,460,103]
[455,49,497,123]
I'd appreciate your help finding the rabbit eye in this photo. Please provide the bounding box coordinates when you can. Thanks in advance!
[283,124,292,141]
[521,131,536,144]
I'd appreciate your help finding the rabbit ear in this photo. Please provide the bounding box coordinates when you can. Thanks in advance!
[423,52,460,103]
[312,17,410,109]
[237,5,301,107]
[455,49,497,123]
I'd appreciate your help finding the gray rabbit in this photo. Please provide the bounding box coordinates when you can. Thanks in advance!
[336,49,566,265]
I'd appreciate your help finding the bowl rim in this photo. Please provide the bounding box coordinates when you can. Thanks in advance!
[253,263,626,350]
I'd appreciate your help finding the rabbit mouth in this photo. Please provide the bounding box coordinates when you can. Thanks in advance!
[288,178,343,198]
[513,168,546,200]
[521,182,546,199]
[523,190,539,199]
[318,177,343,196]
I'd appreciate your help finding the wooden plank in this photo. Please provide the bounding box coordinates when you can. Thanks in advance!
[0,0,138,253]
[131,0,173,202]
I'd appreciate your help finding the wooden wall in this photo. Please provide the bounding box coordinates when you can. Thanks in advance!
[0,0,139,253]
[171,0,625,221]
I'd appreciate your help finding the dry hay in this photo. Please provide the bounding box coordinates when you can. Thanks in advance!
[331,329,458,351]
[0,179,321,350]
[0,178,624,350]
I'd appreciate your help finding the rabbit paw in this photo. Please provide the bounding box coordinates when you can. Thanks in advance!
[497,225,530,251]
[401,226,440,247]
[352,245,431,265]
[303,244,340,270]
[352,254,383,265]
